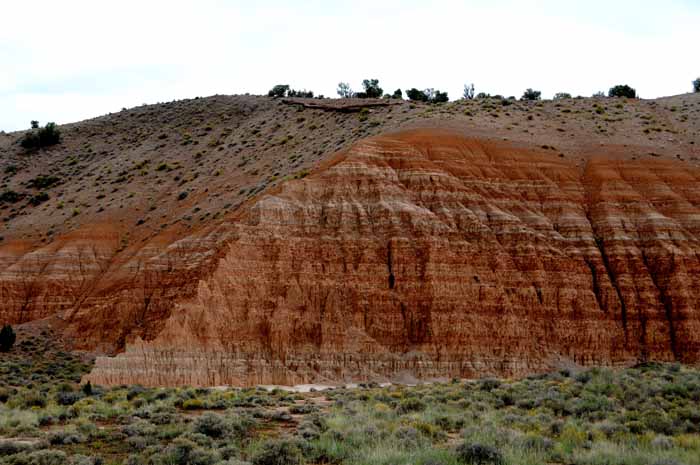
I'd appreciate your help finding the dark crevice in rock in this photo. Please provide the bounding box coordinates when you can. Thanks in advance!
[585,259,606,313]
[641,250,680,360]
[593,236,629,345]
[387,241,395,290]
[534,286,543,305]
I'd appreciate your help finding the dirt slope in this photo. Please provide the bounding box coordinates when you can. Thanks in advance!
[1,93,700,385]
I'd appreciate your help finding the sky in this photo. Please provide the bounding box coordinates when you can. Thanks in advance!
[1,0,698,131]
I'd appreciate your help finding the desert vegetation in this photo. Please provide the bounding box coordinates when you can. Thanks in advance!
[0,325,15,352]
[521,88,542,101]
[608,85,637,99]
[20,122,61,149]
[1,329,699,465]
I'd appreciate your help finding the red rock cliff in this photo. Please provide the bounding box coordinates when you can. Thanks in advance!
[71,129,700,386]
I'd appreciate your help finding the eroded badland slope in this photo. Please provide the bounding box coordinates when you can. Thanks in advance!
[1,93,700,385]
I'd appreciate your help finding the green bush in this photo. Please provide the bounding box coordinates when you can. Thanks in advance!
[27,175,61,189]
[693,78,700,93]
[20,392,47,408]
[0,191,22,204]
[193,413,228,438]
[522,88,542,100]
[20,122,61,149]
[608,84,637,98]
[154,437,217,465]
[397,397,426,413]
[360,79,383,98]
[182,398,204,410]
[456,443,505,465]
[268,85,290,98]
[431,90,449,103]
[5,449,67,465]
[29,192,49,206]
[287,89,314,98]
[406,88,428,102]
[0,325,16,352]
[55,391,83,406]
[554,92,572,100]
[251,439,303,465]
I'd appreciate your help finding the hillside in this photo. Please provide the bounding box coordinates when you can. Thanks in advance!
[1,93,700,385]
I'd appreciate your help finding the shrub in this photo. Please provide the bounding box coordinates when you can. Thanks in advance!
[554,92,572,100]
[337,82,354,98]
[9,449,67,465]
[522,88,542,100]
[520,433,554,452]
[48,430,85,445]
[608,84,637,98]
[27,174,61,189]
[0,439,35,456]
[397,397,426,413]
[693,78,700,93]
[406,88,428,102]
[456,443,505,465]
[251,439,303,465]
[268,85,290,98]
[21,392,47,408]
[0,325,16,352]
[392,88,403,99]
[358,108,370,122]
[463,83,475,100]
[126,385,146,401]
[360,79,383,98]
[0,191,23,204]
[194,413,228,438]
[156,437,217,465]
[55,391,83,406]
[29,192,50,206]
[431,90,449,103]
[20,122,61,149]
[288,89,314,98]
[182,398,204,410]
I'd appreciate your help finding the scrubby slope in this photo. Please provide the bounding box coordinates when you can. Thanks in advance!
[1,93,700,385]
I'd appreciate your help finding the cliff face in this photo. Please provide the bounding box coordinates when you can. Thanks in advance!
[79,129,700,386]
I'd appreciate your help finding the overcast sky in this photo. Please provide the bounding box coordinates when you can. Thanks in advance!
[1,0,698,131]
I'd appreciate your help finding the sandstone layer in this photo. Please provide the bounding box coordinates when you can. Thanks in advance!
[80,129,700,386]
[2,92,700,386]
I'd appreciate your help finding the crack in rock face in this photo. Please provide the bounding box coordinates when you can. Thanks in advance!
[2,128,700,386]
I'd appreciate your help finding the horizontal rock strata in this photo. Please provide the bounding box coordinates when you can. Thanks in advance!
[78,129,700,385]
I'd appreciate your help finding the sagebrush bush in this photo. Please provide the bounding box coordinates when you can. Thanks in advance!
[456,443,505,465]
[193,413,228,438]
[251,439,303,465]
